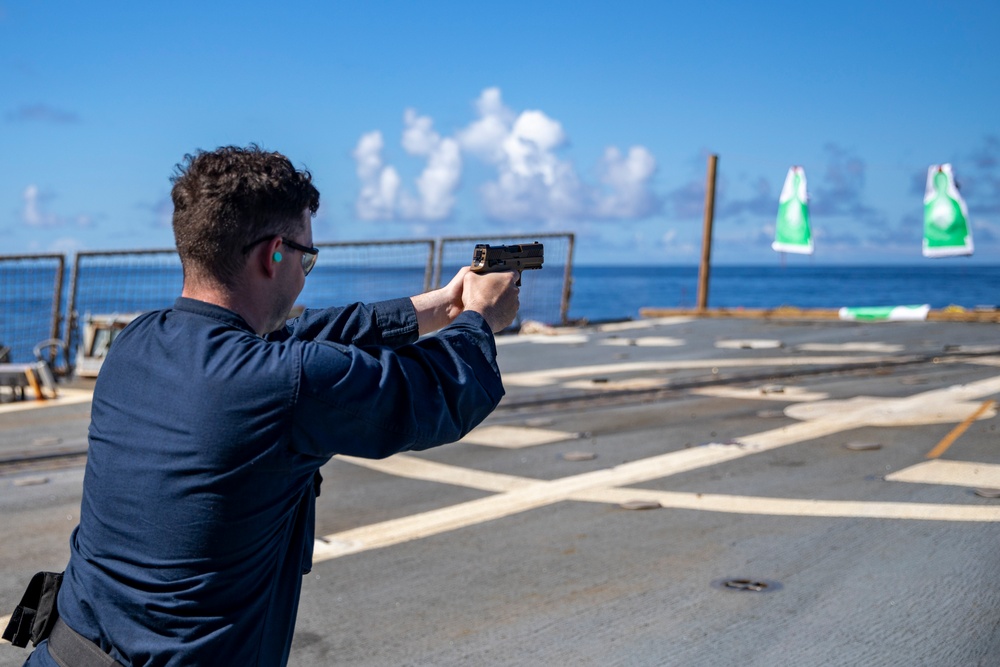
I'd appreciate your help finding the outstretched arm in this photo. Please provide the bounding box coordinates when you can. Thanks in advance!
[411,267,520,335]
[279,266,520,346]
[410,267,469,336]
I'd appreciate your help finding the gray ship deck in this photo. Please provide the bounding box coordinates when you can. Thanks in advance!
[2,315,999,666]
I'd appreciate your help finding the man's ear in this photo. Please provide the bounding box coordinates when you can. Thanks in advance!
[256,236,283,278]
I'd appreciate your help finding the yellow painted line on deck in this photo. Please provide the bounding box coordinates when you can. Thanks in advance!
[0,615,8,644]
[886,460,1000,489]
[925,400,996,459]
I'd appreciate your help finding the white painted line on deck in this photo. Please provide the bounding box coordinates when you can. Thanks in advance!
[715,339,783,350]
[885,460,1000,489]
[796,342,904,353]
[495,329,590,346]
[691,386,829,402]
[571,487,1000,522]
[735,417,853,449]
[945,355,1000,368]
[782,376,1000,428]
[317,443,767,561]
[494,333,590,346]
[502,356,889,387]
[458,424,578,449]
[598,337,685,347]
[562,378,670,391]
[313,374,1000,562]
[596,317,694,332]
[948,346,1000,355]
[0,388,93,414]
[340,454,534,493]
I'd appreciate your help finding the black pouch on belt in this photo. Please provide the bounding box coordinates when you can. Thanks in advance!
[2,571,64,648]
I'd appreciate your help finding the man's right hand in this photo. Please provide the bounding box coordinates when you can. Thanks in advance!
[461,270,520,332]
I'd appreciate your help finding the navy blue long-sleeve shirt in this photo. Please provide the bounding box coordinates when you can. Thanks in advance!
[27,297,504,667]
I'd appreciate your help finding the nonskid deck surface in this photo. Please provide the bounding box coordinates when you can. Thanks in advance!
[2,317,999,666]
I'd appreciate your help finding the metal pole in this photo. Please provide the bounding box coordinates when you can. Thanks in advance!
[433,238,445,289]
[422,239,434,294]
[64,252,83,367]
[49,256,65,344]
[49,256,65,368]
[560,233,575,325]
[696,154,718,312]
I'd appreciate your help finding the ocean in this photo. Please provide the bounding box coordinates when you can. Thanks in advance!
[2,263,998,364]
[567,264,1000,322]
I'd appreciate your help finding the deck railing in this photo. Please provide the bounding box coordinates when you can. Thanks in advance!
[0,233,574,374]
[0,254,65,365]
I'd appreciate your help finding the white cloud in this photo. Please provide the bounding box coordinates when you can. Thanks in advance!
[401,108,440,156]
[503,110,567,182]
[594,146,658,218]
[398,109,462,220]
[352,87,660,223]
[352,131,401,220]
[401,136,461,220]
[23,184,51,226]
[22,184,92,228]
[456,87,515,162]
[353,113,461,221]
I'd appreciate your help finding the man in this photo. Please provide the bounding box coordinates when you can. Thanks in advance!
[23,145,520,666]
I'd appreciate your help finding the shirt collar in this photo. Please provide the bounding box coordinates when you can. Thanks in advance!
[172,297,257,335]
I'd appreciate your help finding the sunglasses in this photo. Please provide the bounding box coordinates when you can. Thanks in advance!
[243,235,319,276]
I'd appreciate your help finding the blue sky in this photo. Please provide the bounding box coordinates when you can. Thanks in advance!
[2,1,998,265]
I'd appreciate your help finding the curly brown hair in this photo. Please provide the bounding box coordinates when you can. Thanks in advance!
[170,145,320,287]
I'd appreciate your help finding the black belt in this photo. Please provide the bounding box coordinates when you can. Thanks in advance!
[3,571,124,666]
[48,617,124,667]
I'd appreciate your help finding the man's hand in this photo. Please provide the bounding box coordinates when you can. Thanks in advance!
[411,267,519,335]
[461,268,520,333]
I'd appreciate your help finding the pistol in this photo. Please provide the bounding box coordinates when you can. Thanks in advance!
[470,242,544,286]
